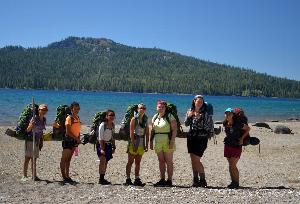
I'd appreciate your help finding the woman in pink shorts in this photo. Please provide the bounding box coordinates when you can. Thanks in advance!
[223,108,250,189]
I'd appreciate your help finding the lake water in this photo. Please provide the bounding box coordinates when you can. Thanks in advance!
[0,89,299,126]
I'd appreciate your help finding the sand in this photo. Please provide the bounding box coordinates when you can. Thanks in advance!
[1,121,300,203]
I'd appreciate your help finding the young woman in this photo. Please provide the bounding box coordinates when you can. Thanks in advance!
[22,104,48,182]
[184,95,214,187]
[125,103,149,186]
[150,100,177,187]
[96,109,116,185]
[223,108,250,189]
[60,102,81,184]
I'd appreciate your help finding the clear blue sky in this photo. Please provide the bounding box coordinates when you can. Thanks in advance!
[1,0,299,81]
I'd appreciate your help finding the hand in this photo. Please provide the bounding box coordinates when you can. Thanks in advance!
[112,149,115,154]
[187,110,194,118]
[133,146,138,152]
[100,149,105,155]
[150,141,153,150]
[76,137,81,144]
[238,138,244,145]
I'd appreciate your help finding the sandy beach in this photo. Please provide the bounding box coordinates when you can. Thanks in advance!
[1,121,300,203]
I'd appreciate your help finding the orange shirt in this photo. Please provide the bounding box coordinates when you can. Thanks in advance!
[65,115,81,137]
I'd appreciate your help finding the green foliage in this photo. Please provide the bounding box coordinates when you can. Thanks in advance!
[0,36,299,98]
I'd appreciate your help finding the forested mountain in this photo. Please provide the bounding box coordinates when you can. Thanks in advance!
[0,36,299,98]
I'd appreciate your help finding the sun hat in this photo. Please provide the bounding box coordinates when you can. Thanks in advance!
[224,107,233,113]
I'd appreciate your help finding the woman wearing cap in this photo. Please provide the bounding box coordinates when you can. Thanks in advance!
[60,101,81,184]
[21,104,48,182]
[125,103,149,186]
[150,100,177,187]
[184,95,214,187]
[223,108,250,189]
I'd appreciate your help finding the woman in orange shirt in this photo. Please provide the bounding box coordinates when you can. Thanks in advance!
[60,102,81,184]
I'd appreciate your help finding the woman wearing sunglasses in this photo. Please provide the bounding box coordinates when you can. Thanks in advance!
[97,109,116,185]
[125,103,149,186]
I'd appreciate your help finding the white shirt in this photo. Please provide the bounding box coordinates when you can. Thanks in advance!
[98,122,113,142]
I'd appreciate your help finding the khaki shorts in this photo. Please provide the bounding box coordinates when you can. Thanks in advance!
[25,140,40,158]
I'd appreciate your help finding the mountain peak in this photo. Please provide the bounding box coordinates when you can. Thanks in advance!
[47,36,116,49]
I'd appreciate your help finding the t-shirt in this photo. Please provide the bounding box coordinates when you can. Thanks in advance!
[27,117,46,138]
[152,114,175,142]
[98,122,114,142]
[223,118,244,147]
[65,115,81,137]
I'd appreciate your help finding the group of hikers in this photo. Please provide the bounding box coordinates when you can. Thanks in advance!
[20,95,251,189]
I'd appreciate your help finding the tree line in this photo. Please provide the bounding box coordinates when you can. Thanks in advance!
[0,36,299,98]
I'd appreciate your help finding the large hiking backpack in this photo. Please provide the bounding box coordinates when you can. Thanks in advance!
[119,104,148,141]
[89,111,109,144]
[152,103,183,140]
[203,102,213,116]
[15,103,39,139]
[233,107,260,146]
[119,104,139,140]
[52,105,71,140]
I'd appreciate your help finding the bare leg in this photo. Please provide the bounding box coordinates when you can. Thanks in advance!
[126,154,135,178]
[157,151,166,179]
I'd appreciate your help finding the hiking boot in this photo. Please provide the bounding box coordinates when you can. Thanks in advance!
[124,178,133,186]
[99,178,111,185]
[227,181,239,189]
[64,177,76,184]
[33,176,41,181]
[199,179,207,188]
[192,178,199,187]
[154,179,166,187]
[134,178,145,187]
[165,180,173,187]
[21,176,29,182]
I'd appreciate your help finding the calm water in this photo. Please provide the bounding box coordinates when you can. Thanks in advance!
[0,89,300,126]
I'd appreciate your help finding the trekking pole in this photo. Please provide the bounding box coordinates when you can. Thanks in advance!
[32,97,36,180]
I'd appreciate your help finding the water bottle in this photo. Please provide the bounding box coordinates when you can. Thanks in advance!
[74,147,79,157]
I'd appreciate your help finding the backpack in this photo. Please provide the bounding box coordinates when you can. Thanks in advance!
[89,111,114,144]
[151,103,183,140]
[52,105,71,140]
[15,103,39,139]
[119,104,148,141]
[203,102,213,116]
[233,107,260,146]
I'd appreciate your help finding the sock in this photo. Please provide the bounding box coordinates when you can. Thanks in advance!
[100,174,105,181]
[193,171,199,181]
[199,173,205,180]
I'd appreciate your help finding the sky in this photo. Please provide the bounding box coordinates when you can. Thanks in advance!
[0,0,299,81]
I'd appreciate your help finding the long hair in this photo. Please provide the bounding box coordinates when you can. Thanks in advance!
[105,109,115,122]
[70,101,80,110]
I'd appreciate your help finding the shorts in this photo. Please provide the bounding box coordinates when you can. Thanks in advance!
[62,139,77,150]
[154,134,175,153]
[25,140,40,158]
[96,143,113,161]
[187,136,208,157]
[224,145,242,158]
[128,144,145,156]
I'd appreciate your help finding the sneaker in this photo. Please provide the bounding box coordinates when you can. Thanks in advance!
[64,177,76,184]
[134,178,145,187]
[124,178,133,186]
[33,176,41,181]
[227,181,239,189]
[165,180,173,187]
[21,176,29,182]
[199,179,207,188]
[99,178,111,185]
[154,179,166,187]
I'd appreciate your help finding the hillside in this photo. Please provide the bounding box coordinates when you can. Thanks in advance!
[0,36,299,98]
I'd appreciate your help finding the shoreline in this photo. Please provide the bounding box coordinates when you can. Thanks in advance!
[1,120,300,203]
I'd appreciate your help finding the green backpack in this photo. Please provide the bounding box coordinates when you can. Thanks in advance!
[15,103,39,139]
[52,105,71,140]
[119,104,138,138]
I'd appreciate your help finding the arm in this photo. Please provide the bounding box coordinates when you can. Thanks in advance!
[184,110,193,126]
[239,124,250,145]
[169,119,177,148]
[145,121,149,152]
[26,118,34,133]
[129,117,135,145]
[98,123,106,154]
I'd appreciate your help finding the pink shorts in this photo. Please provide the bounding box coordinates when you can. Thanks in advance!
[224,145,242,158]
